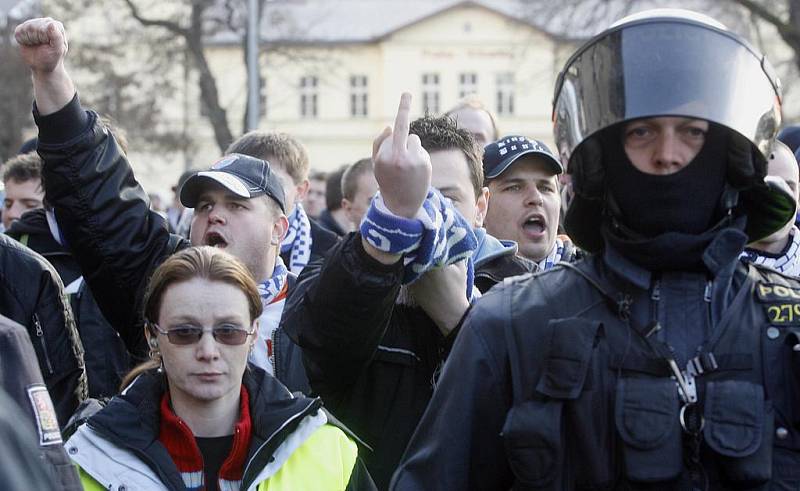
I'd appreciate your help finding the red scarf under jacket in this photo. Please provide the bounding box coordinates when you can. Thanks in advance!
[159,386,252,490]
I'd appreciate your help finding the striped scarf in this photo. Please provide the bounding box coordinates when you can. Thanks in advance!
[741,226,800,277]
[360,188,478,300]
[534,238,566,272]
[159,387,251,491]
[280,203,312,274]
[250,257,289,375]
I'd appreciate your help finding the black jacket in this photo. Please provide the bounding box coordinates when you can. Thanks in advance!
[7,209,131,398]
[473,239,536,293]
[35,96,308,392]
[392,235,800,489]
[0,313,82,490]
[67,366,376,490]
[282,231,533,489]
[0,233,86,427]
[36,96,184,361]
[317,209,347,237]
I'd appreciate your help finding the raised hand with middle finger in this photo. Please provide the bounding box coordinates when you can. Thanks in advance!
[372,93,432,219]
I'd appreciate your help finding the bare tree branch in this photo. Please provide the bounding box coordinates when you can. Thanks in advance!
[731,0,800,40]
[122,0,189,37]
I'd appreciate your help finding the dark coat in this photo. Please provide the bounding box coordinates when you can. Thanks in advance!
[392,236,800,490]
[282,231,537,489]
[0,233,86,426]
[35,95,307,393]
[0,313,82,490]
[37,96,185,361]
[317,209,347,237]
[7,209,131,398]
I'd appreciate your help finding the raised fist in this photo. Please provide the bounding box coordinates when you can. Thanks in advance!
[15,17,68,74]
[372,93,432,219]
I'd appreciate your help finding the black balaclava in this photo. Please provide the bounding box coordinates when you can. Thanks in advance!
[601,123,744,272]
[605,123,729,237]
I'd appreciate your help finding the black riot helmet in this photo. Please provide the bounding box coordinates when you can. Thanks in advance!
[552,9,795,253]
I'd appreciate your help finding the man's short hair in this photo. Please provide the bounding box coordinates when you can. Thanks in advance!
[3,152,42,185]
[226,131,309,185]
[341,158,373,201]
[310,170,327,182]
[445,95,499,141]
[410,115,484,199]
[261,194,283,219]
[325,165,348,211]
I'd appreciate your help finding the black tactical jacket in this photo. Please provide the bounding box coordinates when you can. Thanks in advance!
[392,231,800,490]
[0,313,82,490]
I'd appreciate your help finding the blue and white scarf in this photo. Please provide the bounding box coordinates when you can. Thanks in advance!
[281,203,312,275]
[257,256,289,303]
[360,188,478,299]
[251,257,290,375]
[741,226,800,277]
[534,237,566,272]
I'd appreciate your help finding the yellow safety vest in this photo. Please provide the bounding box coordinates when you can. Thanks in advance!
[78,424,358,491]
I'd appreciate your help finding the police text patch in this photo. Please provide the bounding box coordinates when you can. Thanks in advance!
[27,384,62,446]
[756,283,800,303]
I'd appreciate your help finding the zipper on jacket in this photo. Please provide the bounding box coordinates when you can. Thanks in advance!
[650,280,661,301]
[34,314,54,374]
[703,281,712,303]
[273,328,282,381]
[240,398,320,489]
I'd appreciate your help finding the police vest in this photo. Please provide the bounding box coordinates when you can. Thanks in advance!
[501,261,799,489]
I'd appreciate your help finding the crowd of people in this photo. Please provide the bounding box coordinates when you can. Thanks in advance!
[0,7,799,491]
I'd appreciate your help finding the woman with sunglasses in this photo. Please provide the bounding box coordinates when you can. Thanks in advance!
[64,246,375,491]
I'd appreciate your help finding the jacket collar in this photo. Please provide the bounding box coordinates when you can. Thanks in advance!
[87,366,323,490]
[473,227,518,269]
[5,208,66,256]
[159,386,252,488]
[601,225,747,292]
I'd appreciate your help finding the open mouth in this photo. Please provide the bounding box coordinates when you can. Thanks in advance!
[522,216,546,235]
[204,232,228,248]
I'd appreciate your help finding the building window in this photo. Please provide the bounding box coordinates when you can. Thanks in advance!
[421,73,440,114]
[350,75,368,118]
[459,72,477,99]
[496,72,515,116]
[300,75,318,118]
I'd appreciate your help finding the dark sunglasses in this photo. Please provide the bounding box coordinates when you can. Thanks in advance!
[151,323,255,346]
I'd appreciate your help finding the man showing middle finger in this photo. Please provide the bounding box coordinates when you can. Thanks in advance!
[282,95,533,489]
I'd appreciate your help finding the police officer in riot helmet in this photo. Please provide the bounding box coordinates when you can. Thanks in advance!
[392,9,800,490]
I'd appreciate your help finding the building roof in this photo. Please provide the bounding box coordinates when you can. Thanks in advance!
[206,0,751,47]
[207,0,577,46]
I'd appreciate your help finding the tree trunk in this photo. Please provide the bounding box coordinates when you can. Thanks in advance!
[189,3,234,153]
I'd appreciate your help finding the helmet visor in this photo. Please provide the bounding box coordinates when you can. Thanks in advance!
[553,18,781,168]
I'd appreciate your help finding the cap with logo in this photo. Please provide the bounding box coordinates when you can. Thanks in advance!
[180,153,287,213]
[483,136,563,179]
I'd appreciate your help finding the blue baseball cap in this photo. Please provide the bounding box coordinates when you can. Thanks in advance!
[483,136,563,179]
[180,153,286,212]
